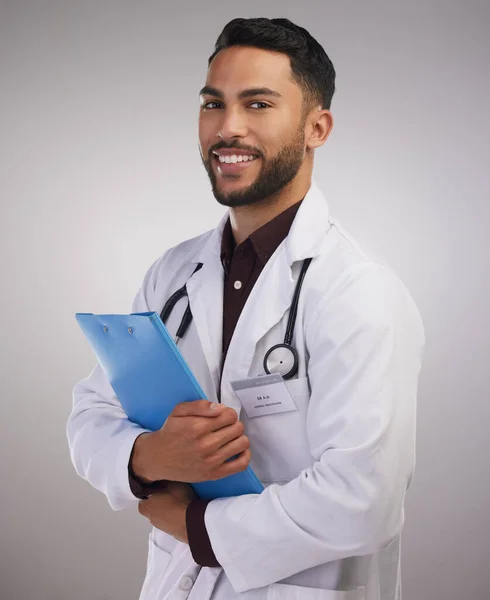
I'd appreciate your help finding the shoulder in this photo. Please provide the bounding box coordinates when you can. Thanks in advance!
[305,218,425,347]
[141,228,214,293]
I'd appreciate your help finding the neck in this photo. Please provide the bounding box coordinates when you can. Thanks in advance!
[229,175,311,246]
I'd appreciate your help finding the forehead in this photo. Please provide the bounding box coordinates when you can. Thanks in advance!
[205,46,298,97]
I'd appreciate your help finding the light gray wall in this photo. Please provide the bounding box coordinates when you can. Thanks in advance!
[1,1,489,599]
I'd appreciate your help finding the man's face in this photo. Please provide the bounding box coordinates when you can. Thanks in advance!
[198,46,308,207]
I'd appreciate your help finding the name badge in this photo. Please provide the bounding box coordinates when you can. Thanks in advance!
[230,373,298,418]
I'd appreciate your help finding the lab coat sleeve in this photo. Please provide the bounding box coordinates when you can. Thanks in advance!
[66,256,162,511]
[203,264,426,592]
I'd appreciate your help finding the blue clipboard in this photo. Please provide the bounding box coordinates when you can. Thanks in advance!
[75,311,264,500]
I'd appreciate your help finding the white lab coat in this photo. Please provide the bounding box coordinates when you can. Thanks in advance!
[67,180,425,600]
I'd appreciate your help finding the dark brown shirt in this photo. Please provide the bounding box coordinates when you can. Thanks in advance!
[129,199,303,567]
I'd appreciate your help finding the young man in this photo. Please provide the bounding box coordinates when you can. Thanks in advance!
[67,17,425,600]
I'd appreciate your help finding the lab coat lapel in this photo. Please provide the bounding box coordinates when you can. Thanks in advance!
[222,246,294,383]
[186,214,228,395]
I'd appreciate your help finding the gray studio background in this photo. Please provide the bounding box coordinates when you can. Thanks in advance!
[1,1,489,599]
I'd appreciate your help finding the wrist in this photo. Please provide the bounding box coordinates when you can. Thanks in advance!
[131,432,156,484]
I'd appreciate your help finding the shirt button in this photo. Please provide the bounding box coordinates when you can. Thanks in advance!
[233,280,242,290]
[179,576,194,591]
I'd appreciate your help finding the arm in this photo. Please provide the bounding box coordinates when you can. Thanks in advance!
[66,258,161,510]
[202,264,426,592]
[67,251,251,511]
[128,433,170,499]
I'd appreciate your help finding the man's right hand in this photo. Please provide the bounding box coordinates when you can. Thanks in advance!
[131,400,251,484]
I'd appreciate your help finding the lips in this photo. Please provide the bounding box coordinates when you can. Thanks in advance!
[212,148,258,157]
[212,152,259,174]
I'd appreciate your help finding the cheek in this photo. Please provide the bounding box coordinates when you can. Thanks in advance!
[197,122,206,153]
[255,127,286,156]
[198,116,215,148]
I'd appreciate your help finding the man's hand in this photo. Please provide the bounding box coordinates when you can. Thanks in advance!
[131,400,251,483]
[138,481,197,544]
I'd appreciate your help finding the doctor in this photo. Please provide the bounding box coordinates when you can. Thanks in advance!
[67,16,425,600]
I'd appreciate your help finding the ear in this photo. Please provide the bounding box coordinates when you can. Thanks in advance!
[306,108,334,150]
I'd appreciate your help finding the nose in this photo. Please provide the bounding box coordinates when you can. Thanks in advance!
[216,106,248,140]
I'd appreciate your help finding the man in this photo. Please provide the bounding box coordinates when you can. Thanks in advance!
[67,17,425,600]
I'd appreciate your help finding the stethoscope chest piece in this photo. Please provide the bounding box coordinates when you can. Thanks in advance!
[263,343,298,380]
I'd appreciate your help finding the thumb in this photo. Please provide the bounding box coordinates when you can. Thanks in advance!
[167,481,198,502]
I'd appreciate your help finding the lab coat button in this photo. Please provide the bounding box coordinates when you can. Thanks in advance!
[233,280,242,290]
[179,576,194,591]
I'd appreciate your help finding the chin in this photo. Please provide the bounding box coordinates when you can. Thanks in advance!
[214,190,263,209]
[214,182,252,203]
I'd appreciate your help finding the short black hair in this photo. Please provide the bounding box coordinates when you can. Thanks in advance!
[208,17,336,112]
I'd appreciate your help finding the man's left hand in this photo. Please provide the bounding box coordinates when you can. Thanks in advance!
[138,481,197,544]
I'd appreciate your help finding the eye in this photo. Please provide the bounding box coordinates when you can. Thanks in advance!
[249,102,270,109]
[202,101,222,110]
[201,101,271,110]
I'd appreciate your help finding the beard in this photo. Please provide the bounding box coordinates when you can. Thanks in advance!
[200,121,306,208]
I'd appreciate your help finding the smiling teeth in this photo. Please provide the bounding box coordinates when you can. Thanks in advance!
[218,154,256,164]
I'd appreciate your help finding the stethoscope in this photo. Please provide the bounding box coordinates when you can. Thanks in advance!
[159,257,312,380]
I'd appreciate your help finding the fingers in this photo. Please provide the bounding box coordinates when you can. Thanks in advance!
[207,407,239,432]
[205,420,245,450]
[166,481,197,502]
[214,448,252,479]
[171,401,238,436]
[171,399,220,418]
[171,399,233,420]
[214,434,250,464]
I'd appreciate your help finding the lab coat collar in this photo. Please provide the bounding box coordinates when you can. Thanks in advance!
[190,178,330,267]
[284,178,330,264]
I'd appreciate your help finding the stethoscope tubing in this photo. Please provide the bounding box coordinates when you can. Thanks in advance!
[159,258,312,377]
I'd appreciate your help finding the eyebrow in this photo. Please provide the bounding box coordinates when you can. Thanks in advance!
[199,86,282,100]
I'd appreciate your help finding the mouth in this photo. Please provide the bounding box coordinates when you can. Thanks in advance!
[212,151,260,174]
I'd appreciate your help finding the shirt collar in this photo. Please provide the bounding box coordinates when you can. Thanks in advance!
[220,199,304,271]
